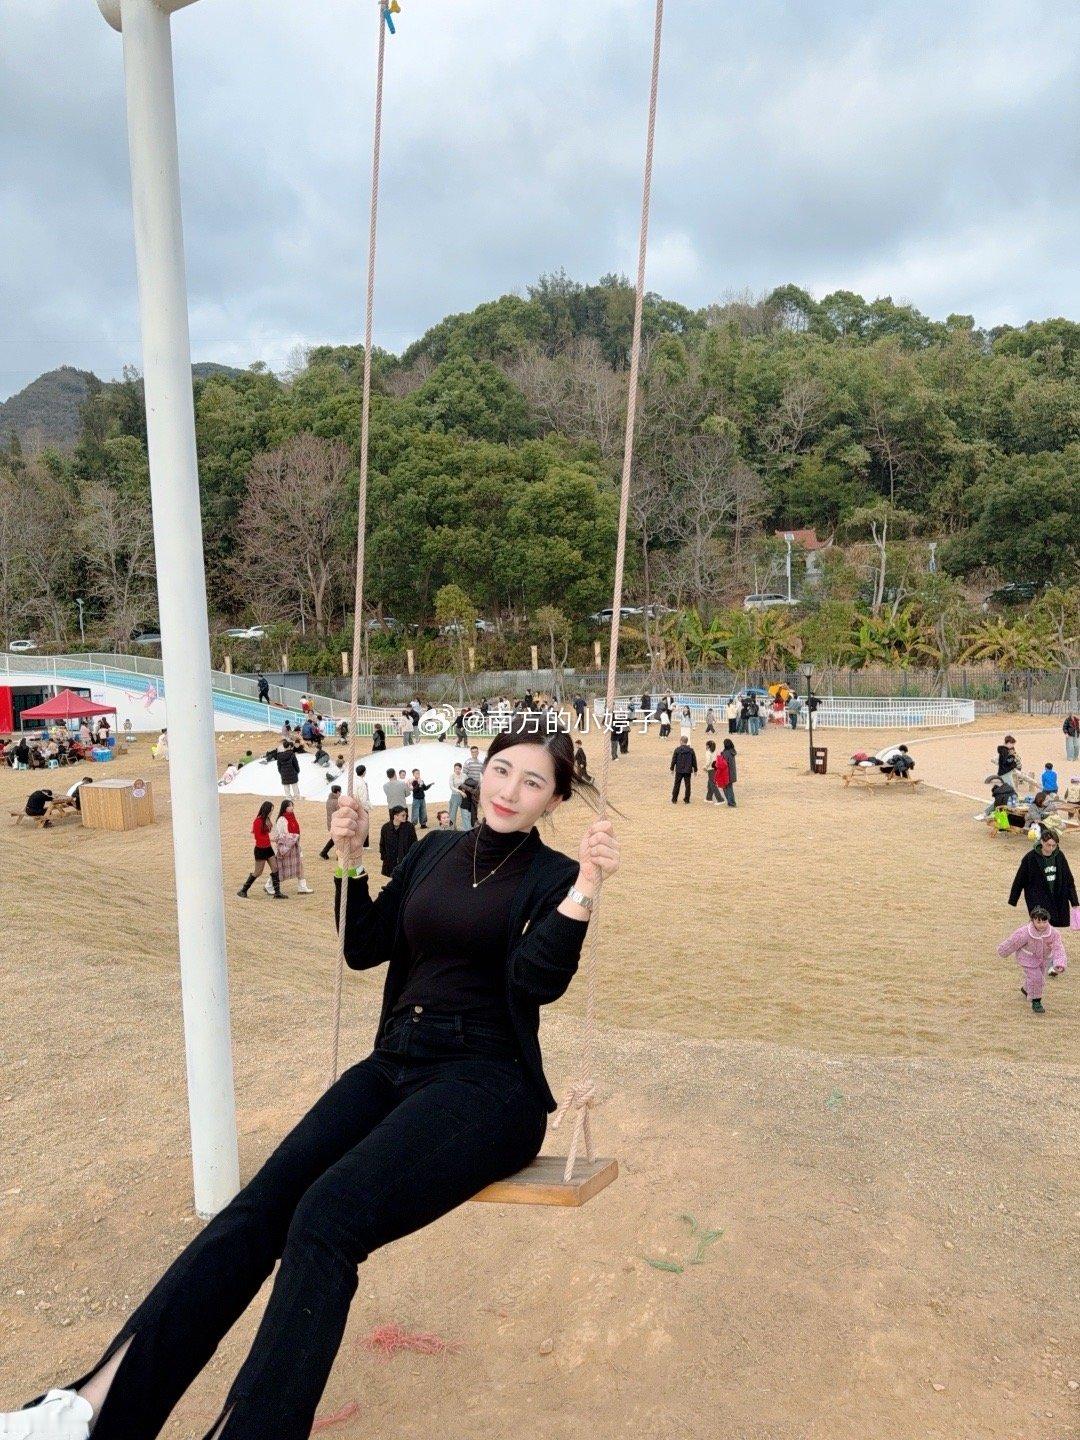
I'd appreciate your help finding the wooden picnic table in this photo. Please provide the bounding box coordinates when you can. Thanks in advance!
[841,764,921,789]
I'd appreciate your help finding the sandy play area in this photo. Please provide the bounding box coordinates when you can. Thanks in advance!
[2,714,1077,1439]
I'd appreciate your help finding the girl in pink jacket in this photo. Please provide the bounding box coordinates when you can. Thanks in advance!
[997,906,1067,1015]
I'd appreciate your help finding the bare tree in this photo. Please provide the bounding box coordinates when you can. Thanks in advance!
[535,604,571,696]
[661,435,764,608]
[10,463,79,644]
[238,435,352,636]
[762,378,825,473]
[844,503,919,615]
[80,482,157,645]
[729,462,768,559]
[0,469,26,642]
[505,340,627,463]
[383,353,434,399]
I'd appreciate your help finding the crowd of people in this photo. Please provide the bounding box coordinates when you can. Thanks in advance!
[1,715,126,770]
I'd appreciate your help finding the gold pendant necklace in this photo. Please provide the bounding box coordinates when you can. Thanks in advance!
[472,820,531,888]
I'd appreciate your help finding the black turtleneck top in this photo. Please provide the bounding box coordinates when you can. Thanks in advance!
[393,821,545,1020]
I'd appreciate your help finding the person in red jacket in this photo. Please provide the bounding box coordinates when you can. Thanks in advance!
[705,740,736,807]
[237,801,287,898]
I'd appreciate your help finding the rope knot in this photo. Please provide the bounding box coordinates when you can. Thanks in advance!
[551,1076,597,1132]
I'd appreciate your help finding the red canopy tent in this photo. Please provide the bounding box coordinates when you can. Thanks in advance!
[19,689,117,724]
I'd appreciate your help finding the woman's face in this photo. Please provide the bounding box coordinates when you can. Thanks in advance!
[1041,838,1058,856]
[480,743,564,833]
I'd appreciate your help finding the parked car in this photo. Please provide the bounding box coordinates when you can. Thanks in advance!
[440,618,497,637]
[981,582,1040,612]
[221,625,266,641]
[588,606,642,624]
[742,593,796,611]
[365,615,401,633]
[131,630,163,646]
[8,638,37,653]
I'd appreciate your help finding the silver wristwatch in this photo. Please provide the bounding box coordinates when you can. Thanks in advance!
[566,885,594,912]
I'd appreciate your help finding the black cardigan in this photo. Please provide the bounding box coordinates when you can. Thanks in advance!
[334,830,587,1111]
[1008,848,1078,928]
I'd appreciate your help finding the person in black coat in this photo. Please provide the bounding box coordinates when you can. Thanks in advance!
[266,742,302,799]
[379,806,418,876]
[722,737,737,786]
[670,739,697,804]
[1008,829,1078,927]
[371,724,386,752]
[996,735,1020,778]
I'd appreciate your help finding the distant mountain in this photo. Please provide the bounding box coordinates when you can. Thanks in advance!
[0,362,247,451]
[0,366,93,450]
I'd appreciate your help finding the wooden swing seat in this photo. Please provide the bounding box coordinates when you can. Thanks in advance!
[471,1156,618,1207]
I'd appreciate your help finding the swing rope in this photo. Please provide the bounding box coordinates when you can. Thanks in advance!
[329,0,389,1088]
[329,0,668,1191]
[551,0,665,1182]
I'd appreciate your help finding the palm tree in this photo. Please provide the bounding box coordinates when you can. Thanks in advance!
[959,616,1057,669]
[849,609,936,669]
[657,608,727,675]
[747,607,802,671]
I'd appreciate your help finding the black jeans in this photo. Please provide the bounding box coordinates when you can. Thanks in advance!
[59,1013,546,1440]
[671,773,692,803]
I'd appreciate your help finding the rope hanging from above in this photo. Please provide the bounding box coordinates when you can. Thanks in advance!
[329,0,391,1089]
[552,0,666,1182]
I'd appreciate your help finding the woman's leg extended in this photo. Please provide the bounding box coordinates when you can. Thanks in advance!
[210,1062,546,1440]
[74,1056,398,1440]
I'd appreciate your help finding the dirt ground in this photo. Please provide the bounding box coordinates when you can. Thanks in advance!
[1,714,1077,1439]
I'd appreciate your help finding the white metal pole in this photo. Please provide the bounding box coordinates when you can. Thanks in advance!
[103,0,239,1216]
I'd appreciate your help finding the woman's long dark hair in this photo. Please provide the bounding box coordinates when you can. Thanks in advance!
[277,799,294,820]
[257,800,273,824]
[484,711,624,819]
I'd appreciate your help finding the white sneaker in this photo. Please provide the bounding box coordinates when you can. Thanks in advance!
[0,1389,94,1439]
[264,879,274,895]
[297,882,313,894]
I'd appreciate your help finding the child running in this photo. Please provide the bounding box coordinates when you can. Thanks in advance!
[997,906,1067,1015]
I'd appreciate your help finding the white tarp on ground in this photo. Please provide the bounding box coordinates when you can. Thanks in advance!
[218,740,481,809]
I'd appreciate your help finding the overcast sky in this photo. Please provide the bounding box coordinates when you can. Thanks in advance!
[2,0,1078,400]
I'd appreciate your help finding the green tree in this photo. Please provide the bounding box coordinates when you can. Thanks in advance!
[434,583,478,702]
[942,449,1080,584]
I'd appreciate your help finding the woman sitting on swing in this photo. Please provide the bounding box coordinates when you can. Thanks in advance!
[3,712,620,1440]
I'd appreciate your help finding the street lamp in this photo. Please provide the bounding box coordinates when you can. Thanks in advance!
[801,662,816,770]
[784,532,794,604]
[76,597,85,645]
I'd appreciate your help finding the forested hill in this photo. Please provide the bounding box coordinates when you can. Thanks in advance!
[2,275,1077,665]
[0,362,243,451]
[0,367,94,450]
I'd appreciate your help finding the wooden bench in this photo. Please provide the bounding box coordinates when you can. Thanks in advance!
[842,765,921,789]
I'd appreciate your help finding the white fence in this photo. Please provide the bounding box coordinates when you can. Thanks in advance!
[611,693,975,730]
[1,657,975,733]
[0,654,506,737]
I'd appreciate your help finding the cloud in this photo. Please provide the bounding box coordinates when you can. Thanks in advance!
[1,0,1078,399]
